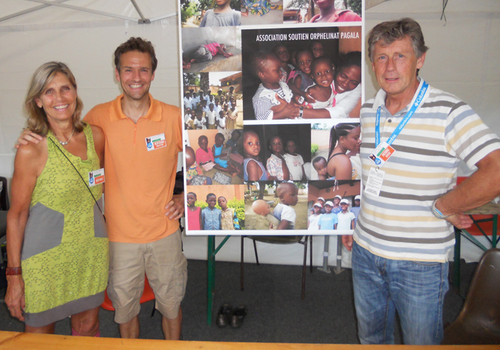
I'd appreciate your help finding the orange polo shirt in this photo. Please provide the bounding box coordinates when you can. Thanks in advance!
[85,94,182,243]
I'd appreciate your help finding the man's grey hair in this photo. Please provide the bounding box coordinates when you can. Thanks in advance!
[367,18,428,62]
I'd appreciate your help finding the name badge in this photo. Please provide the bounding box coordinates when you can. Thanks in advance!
[369,141,395,168]
[145,133,166,151]
[89,168,105,187]
[365,167,385,197]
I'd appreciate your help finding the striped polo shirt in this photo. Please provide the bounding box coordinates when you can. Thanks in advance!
[354,79,500,262]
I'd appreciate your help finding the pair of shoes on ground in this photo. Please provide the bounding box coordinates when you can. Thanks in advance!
[216,303,247,328]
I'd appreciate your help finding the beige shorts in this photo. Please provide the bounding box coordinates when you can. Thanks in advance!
[107,229,188,323]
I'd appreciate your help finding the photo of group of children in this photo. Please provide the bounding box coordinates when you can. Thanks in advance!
[242,124,310,181]
[179,0,363,234]
[186,185,244,231]
[241,26,362,121]
[183,73,242,130]
[180,0,361,27]
[308,192,361,232]
[186,129,243,186]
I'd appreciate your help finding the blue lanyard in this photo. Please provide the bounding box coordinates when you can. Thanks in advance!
[375,81,429,147]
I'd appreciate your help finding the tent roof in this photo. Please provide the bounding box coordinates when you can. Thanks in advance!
[1,0,177,30]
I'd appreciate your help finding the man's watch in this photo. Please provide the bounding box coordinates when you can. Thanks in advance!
[298,106,304,119]
[431,199,453,219]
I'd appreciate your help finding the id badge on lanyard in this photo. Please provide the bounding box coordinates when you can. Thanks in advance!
[366,81,428,195]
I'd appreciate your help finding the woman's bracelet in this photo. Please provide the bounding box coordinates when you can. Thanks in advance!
[6,267,22,276]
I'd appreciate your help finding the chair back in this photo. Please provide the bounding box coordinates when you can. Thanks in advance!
[443,248,500,344]
[461,248,500,325]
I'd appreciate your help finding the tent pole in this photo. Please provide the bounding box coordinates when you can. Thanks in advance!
[0,0,68,23]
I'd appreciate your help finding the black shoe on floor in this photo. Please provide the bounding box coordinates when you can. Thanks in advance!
[231,305,247,328]
[216,303,233,328]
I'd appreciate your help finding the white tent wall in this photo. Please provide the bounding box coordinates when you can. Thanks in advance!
[0,0,498,265]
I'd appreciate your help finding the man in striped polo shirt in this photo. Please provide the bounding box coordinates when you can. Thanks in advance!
[342,18,500,344]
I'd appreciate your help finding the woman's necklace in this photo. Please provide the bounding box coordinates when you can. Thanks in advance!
[57,129,75,146]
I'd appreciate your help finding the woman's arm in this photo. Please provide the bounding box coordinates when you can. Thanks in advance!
[6,141,47,321]
[301,107,331,119]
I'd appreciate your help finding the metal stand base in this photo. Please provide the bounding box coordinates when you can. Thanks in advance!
[317,235,331,273]
[334,235,344,274]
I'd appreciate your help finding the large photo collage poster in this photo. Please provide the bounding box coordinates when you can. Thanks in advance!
[179,0,363,235]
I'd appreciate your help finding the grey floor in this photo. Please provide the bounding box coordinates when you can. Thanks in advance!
[0,258,474,344]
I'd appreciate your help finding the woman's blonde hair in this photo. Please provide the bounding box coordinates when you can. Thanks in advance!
[25,61,84,136]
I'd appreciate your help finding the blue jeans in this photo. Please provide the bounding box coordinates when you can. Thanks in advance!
[352,241,448,345]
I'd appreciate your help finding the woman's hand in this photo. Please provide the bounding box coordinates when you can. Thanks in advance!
[5,275,25,321]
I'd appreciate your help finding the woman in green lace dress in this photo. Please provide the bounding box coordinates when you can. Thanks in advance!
[6,62,108,335]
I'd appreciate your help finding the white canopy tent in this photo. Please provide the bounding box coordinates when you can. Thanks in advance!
[0,0,498,263]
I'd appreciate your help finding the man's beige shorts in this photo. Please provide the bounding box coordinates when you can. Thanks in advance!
[107,229,188,323]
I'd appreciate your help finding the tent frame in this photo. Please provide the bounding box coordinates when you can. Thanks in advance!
[0,0,175,24]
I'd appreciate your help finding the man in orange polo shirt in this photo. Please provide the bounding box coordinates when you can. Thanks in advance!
[84,38,187,340]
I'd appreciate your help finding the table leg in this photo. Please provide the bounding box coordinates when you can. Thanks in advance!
[453,227,462,295]
[493,215,498,248]
[207,236,215,325]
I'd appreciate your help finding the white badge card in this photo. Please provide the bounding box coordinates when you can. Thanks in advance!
[365,167,385,197]
[369,141,395,168]
[89,168,105,187]
[145,133,167,151]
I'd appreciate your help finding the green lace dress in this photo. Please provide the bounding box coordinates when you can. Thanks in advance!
[21,124,108,327]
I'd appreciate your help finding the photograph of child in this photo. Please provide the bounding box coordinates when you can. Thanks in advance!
[307,181,360,234]
[241,26,362,121]
[187,129,244,185]
[244,181,307,230]
[181,0,241,28]
[186,145,213,186]
[186,184,244,232]
[242,128,269,181]
[183,72,243,129]
[308,202,322,230]
[202,193,222,230]
[242,124,311,182]
[283,0,361,24]
[182,27,241,73]
[309,121,361,181]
